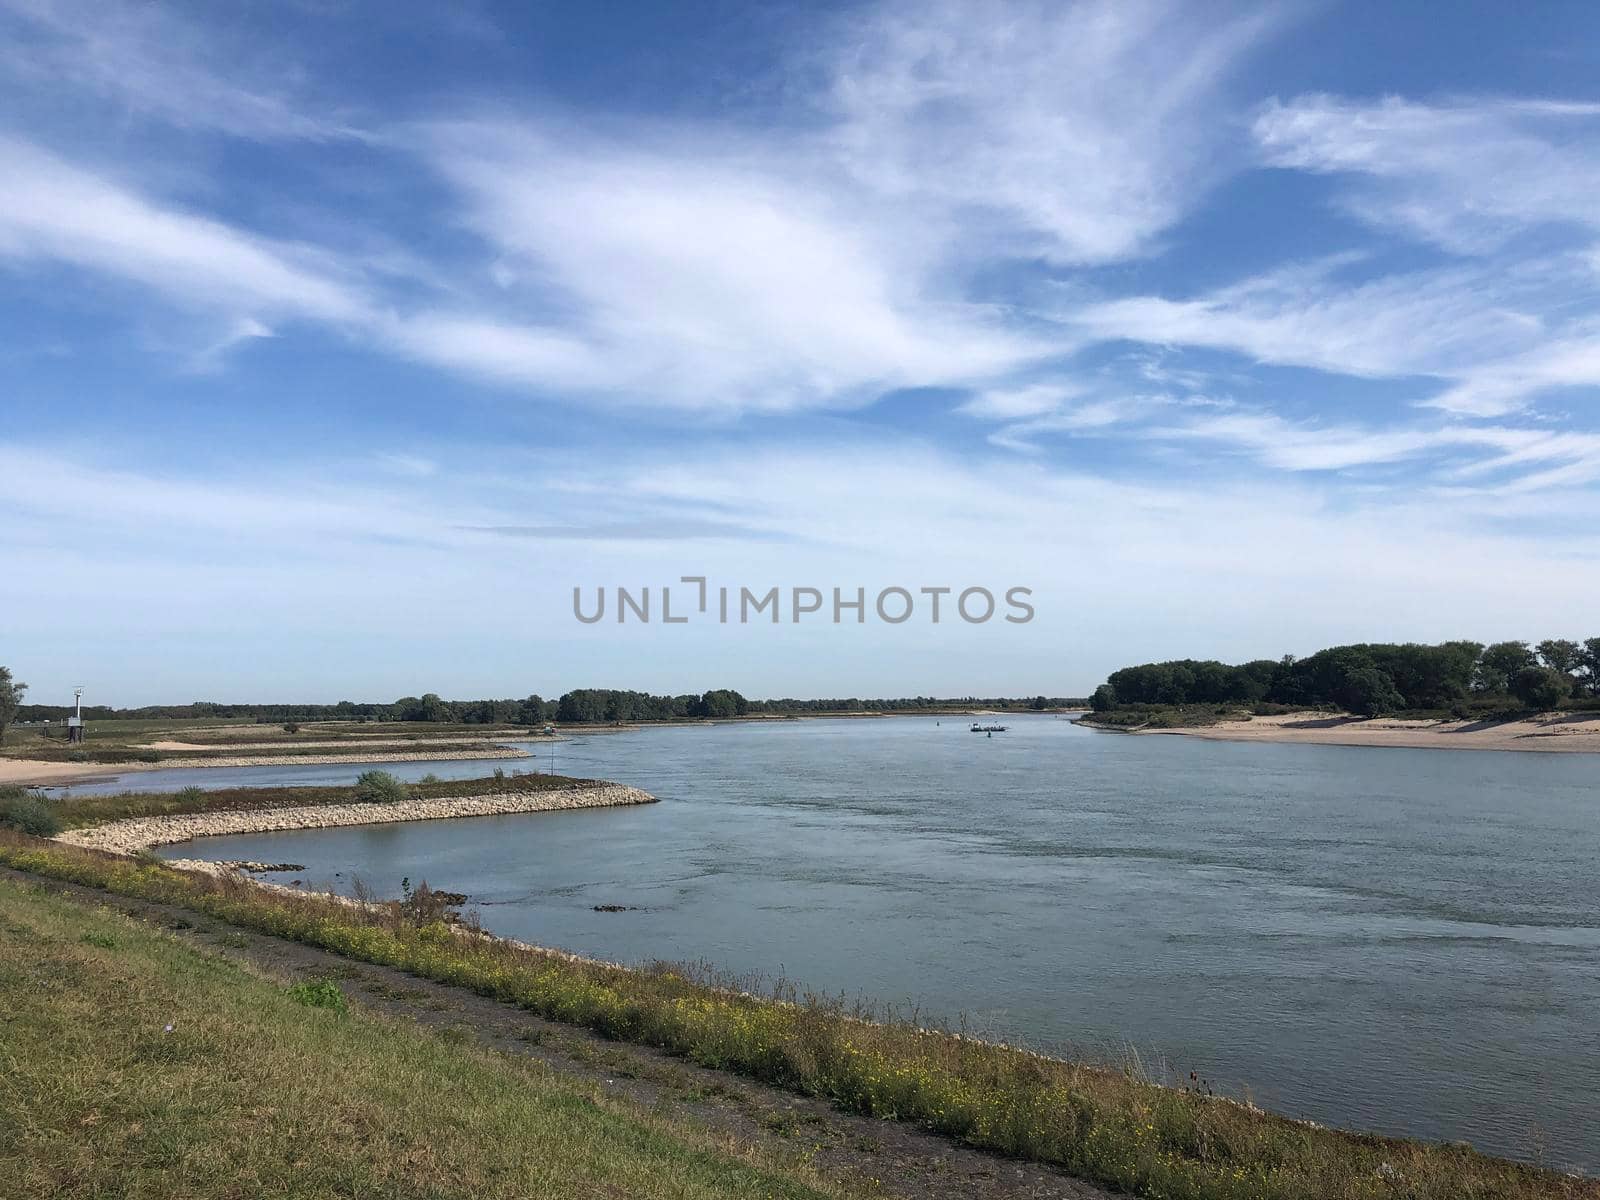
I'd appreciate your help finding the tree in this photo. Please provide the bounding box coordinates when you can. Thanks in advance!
[1476,641,1536,694]
[1536,639,1582,676]
[698,689,747,719]
[1090,684,1116,713]
[1577,638,1600,696]
[0,666,25,745]
[1510,666,1570,712]
[557,689,608,723]
[1334,667,1404,717]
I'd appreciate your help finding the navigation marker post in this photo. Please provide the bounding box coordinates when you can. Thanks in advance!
[67,686,85,743]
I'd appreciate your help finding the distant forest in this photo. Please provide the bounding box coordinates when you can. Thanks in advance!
[14,691,1087,726]
[1091,638,1600,717]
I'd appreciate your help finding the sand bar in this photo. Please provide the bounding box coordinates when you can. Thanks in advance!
[1083,710,1600,752]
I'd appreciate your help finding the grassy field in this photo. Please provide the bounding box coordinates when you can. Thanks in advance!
[3,832,1590,1200]
[0,875,858,1200]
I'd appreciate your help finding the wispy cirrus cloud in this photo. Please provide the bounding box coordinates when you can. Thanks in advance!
[1063,251,1600,417]
[0,0,360,141]
[409,121,1046,412]
[0,136,368,325]
[1253,94,1600,253]
[0,0,1287,415]
[825,0,1284,264]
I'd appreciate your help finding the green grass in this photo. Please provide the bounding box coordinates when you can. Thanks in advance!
[38,770,595,830]
[3,832,1591,1200]
[0,876,855,1200]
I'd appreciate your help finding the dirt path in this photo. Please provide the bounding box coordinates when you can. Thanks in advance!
[3,865,1110,1200]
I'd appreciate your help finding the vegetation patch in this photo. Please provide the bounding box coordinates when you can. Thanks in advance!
[285,978,349,1014]
[0,875,851,1200]
[2,832,1590,1200]
[0,788,62,836]
[353,769,411,804]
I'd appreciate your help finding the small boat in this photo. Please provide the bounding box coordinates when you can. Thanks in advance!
[970,722,1008,733]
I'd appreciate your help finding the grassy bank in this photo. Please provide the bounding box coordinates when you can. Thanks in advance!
[4,770,598,831]
[1,833,1588,1200]
[5,740,523,765]
[0,875,853,1200]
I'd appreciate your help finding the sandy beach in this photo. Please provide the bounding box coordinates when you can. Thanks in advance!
[1089,710,1600,753]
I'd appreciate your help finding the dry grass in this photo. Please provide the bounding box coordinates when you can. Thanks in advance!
[2,831,1592,1200]
[0,875,860,1200]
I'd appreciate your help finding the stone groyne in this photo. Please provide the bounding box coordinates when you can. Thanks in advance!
[55,783,658,858]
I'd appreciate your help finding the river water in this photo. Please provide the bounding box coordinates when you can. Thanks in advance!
[99,716,1598,1171]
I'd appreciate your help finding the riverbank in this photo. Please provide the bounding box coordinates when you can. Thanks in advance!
[2,832,1588,1200]
[1078,710,1600,752]
[54,781,656,859]
[0,744,535,788]
[0,876,870,1200]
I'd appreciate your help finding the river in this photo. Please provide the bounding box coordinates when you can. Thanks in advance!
[95,715,1600,1171]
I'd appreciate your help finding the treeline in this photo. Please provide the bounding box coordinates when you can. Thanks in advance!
[15,691,1087,726]
[1091,638,1600,717]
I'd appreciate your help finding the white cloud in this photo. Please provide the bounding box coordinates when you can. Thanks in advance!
[956,384,1086,420]
[827,0,1283,264]
[0,0,358,141]
[1253,94,1600,253]
[414,122,1046,411]
[0,1,1291,414]
[1071,253,1600,416]
[0,137,368,324]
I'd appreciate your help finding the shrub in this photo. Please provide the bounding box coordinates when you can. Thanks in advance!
[398,877,463,925]
[286,979,349,1015]
[283,721,301,734]
[353,770,410,805]
[0,793,62,836]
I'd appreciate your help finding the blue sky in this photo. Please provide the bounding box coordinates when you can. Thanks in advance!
[4,0,1600,704]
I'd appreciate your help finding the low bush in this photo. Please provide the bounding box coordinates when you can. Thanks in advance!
[352,770,411,804]
[0,792,62,836]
